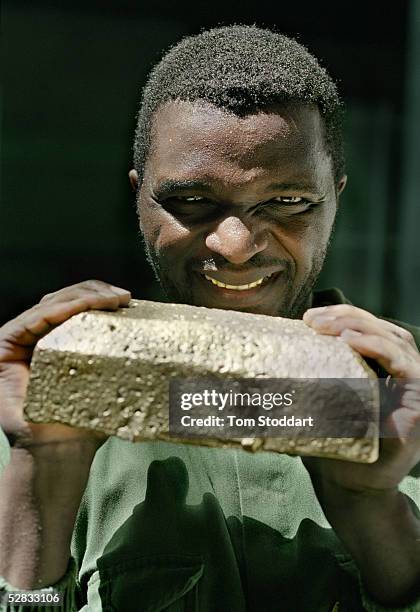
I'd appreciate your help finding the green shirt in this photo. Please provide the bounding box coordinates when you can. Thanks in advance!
[1,288,420,612]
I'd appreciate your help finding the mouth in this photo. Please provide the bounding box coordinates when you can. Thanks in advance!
[193,270,284,311]
[203,273,276,291]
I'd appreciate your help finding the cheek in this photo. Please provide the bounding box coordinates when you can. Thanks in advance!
[157,222,192,253]
[270,211,334,267]
[139,205,194,253]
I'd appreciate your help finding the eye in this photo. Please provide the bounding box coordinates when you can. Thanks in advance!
[273,196,304,204]
[159,195,219,222]
[263,196,312,209]
[258,196,319,217]
[166,195,210,208]
[182,196,205,202]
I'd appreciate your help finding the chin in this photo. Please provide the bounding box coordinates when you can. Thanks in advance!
[158,276,306,319]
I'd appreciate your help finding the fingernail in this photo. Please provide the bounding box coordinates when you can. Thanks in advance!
[340,329,362,338]
[110,286,130,296]
[311,315,336,326]
[303,306,327,321]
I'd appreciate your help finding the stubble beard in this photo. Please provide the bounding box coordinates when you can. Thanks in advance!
[142,236,330,320]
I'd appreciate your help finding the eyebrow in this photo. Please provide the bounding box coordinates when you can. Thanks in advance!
[152,179,213,198]
[152,178,323,198]
[266,181,322,195]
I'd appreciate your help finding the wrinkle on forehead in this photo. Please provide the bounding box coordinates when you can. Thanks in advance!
[146,99,332,188]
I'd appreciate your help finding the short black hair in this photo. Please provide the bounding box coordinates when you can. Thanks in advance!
[134,25,345,184]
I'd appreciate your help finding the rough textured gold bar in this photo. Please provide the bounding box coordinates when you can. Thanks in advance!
[23,300,379,463]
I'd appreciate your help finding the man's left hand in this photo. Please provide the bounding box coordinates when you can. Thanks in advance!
[303,304,420,493]
[302,304,420,605]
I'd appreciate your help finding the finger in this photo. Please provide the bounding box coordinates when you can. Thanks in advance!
[0,291,131,356]
[305,314,401,342]
[376,320,418,349]
[384,406,420,440]
[304,305,419,351]
[5,285,131,336]
[305,314,420,358]
[0,343,33,362]
[400,383,420,410]
[39,287,130,307]
[39,280,130,304]
[303,304,377,323]
[338,331,420,378]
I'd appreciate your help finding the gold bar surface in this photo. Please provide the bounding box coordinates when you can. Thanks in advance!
[23,300,379,463]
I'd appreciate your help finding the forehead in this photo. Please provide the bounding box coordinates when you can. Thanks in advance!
[146,100,332,186]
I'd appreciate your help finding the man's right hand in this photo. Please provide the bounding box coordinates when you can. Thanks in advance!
[0,280,131,446]
[0,280,131,589]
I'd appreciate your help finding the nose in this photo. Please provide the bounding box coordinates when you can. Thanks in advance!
[205,216,268,265]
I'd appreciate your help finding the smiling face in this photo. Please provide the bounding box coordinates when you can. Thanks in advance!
[133,100,346,318]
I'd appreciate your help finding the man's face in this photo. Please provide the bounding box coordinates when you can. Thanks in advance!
[133,100,345,318]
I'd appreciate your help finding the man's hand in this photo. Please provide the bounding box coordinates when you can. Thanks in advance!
[0,279,131,447]
[303,303,420,492]
[0,280,131,589]
[302,304,420,605]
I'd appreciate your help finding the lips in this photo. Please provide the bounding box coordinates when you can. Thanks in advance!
[197,263,283,285]
[191,270,283,314]
[203,273,276,291]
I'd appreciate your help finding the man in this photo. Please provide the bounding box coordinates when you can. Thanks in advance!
[0,25,420,612]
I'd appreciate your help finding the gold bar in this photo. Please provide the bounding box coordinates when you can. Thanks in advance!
[23,300,379,463]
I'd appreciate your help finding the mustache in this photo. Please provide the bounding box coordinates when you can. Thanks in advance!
[188,254,293,274]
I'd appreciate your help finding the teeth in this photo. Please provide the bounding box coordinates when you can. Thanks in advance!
[204,275,267,290]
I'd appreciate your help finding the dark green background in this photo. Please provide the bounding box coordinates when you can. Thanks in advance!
[2,1,419,325]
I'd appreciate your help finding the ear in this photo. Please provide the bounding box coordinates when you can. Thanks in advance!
[129,169,139,192]
[336,174,347,198]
